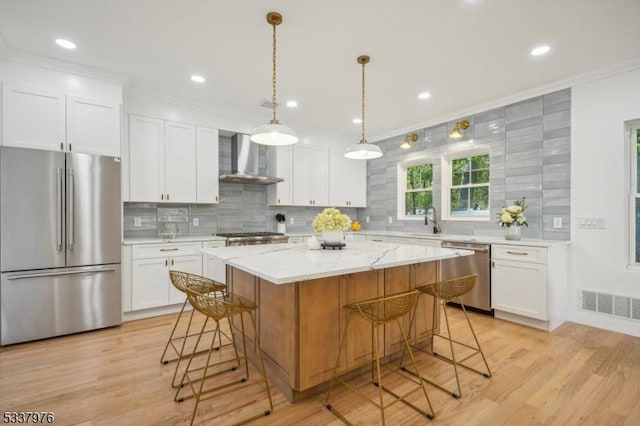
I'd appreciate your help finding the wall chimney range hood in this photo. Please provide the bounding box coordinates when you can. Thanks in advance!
[219,134,284,184]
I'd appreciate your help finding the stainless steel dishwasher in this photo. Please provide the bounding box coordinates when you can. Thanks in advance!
[440,240,492,314]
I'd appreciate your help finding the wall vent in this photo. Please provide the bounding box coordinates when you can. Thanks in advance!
[580,289,640,322]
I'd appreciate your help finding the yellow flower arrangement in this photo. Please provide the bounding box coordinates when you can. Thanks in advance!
[312,208,352,232]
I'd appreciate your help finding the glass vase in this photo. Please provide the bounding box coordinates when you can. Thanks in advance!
[504,225,522,241]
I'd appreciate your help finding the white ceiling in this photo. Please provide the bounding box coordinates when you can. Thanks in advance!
[1,0,639,142]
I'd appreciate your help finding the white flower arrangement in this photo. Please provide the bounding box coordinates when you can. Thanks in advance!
[497,197,528,228]
[312,208,352,233]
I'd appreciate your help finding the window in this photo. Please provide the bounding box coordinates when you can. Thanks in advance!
[445,152,490,218]
[633,126,640,265]
[398,160,433,218]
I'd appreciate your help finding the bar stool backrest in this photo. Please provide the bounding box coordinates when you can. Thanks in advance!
[169,271,226,296]
[420,274,477,301]
[346,290,420,325]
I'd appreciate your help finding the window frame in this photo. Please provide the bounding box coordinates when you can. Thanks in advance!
[630,124,640,268]
[441,147,491,221]
[397,156,435,221]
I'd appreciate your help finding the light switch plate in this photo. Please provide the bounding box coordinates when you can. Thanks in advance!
[388,216,393,224]
[366,216,370,224]
[193,217,199,227]
[553,217,562,228]
[578,216,606,229]
[290,217,295,225]
[134,217,142,227]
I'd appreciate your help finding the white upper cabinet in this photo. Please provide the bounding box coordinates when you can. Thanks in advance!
[267,145,293,206]
[66,95,121,156]
[196,126,219,203]
[329,151,367,207]
[164,121,196,203]
[293,145,329,206]
[129,115,165,202]
[2,84,121,156]
[2,84,65,151]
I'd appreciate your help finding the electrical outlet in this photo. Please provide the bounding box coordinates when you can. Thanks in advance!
[193,217,199,227]
[289,217,295,225]
[388,216,393,224]
[553,217,562,229]
[366,216,370,224]
[134,217,142,227]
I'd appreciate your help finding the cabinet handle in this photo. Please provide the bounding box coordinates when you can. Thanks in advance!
[160,248,179,252]
[167,193,170,200]
[278,198,280,204]
[492,261,495,268]
[506,251,529,256]
[171,259,174,266]
[69,143,72,151]
[161,194,164,200]
[165,259,168,266]
[60,142,64,151]
[215,196,218,202]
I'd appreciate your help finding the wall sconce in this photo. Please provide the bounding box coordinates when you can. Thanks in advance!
[400,133,419,150]
[449,119,470,139]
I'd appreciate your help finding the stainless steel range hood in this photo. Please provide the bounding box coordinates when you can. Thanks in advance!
[219,134,284,184]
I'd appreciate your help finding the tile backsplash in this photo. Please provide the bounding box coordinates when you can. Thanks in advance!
[356,89,571,241]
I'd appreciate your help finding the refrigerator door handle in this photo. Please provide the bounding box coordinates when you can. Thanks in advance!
[6,266,117,280]
[56,168,63,251]
[67,168,75,251]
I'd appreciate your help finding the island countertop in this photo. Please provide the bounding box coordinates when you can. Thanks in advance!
[200,241,472,284]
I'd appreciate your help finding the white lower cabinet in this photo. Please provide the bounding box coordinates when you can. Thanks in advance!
[491,244,567,330]
[130,242,203,310]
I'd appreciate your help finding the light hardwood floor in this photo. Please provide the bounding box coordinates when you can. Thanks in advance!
[1,307,639,425]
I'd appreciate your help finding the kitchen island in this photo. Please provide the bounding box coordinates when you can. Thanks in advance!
[200,241,471,401]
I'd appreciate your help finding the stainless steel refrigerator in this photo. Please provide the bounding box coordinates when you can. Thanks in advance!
[0,146,122,345]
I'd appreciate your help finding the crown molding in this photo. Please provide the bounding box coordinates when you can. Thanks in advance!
[369,57,640,143]
[0,47,130,85]
[124,87,351,142]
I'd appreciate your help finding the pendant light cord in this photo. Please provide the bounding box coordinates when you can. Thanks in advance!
[361,60,366,144]
[271,21,277,123]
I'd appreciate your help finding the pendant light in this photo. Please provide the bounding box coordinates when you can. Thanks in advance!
[250,12,298,146]
[345,55,383,160]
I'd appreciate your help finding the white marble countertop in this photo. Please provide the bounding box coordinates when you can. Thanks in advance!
[200,241,472,285]
[288,230,570,248]
[122,235,226,245]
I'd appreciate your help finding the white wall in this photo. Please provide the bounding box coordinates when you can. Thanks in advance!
[570,68,640,337]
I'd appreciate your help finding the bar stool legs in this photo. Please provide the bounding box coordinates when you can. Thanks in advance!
[175,291,273,425]
[325,290,434,425]
[402,275,492,399]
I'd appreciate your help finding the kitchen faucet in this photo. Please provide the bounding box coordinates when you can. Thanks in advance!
[424,206,442,234]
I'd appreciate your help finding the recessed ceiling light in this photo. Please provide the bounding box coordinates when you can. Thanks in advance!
[190,75,205,83]
[531,45,551,56]
[55,38,76,50]
[418,92,432,100]
[352,118,362,124]
[286,100,298,108]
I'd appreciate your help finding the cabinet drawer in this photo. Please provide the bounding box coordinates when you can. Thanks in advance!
[202,240,226,249]
[491,244,546,264]
[132,242,202,259]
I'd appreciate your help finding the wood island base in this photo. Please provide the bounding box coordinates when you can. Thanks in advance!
[227,261,440,402]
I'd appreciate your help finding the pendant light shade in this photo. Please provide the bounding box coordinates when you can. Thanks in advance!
[251,12,298,146]
[344,55,382,160]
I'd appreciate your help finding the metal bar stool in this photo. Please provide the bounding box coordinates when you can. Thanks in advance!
[175,287,273,426]
[325,290,435,425]
[402,274,492,398]
[161,271,228,388]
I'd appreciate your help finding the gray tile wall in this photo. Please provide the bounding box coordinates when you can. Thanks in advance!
[123,136,356,238]
[356,89,571,240]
